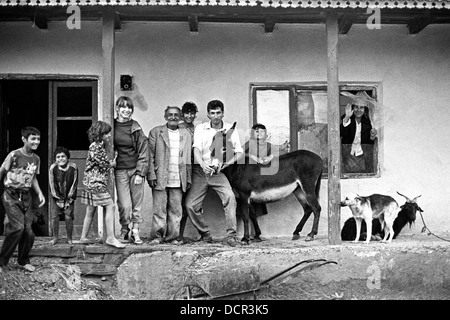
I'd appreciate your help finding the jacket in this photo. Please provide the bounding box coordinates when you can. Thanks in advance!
[147,125,192,192]
[340,115,375,145]
[114,119,149,177]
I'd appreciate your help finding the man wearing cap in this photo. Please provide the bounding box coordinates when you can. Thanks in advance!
[244,123,274,165]
[340,91,377,173]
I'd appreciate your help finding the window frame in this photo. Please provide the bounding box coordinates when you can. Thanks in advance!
[250,82,382,179]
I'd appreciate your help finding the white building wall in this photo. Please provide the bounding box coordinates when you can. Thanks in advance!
[1,20,449,239]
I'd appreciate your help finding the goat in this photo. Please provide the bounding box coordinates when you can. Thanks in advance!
[340,192,422,241]
[208,122,323,244]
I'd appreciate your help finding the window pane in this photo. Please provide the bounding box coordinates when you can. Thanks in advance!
[57,120,91,150]
[57,86,92,117]
[256,90,290,154]
[297,91,329,173]
[339,90,378,175]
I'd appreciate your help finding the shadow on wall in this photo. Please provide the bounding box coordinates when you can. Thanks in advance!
[114,82,148,112]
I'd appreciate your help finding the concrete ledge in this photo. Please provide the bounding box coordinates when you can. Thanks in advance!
[115,234,450,299]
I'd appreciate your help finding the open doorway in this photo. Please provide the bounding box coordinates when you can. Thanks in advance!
[0,78,98,238]
[0,80,49,235]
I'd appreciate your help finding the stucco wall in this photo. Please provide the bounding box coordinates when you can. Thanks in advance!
[1,20,449,240]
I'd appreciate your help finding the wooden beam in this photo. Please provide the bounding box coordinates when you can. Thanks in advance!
[338,14,355,35]
[289,86,298,151]
[326,12,342,245]
[408,14,433,34]
[102,7,115,128]
[33,14,47,29]
[102,6,116,240]
[188,15,198,32]
[264,16,276,33]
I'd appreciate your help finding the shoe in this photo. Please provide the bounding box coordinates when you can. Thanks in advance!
[105,239,126,249]
[20,264,35,272]
[226,237,241,247]
[148,238,162,245]
[78,238,91,244]
[118,229,130,242]
[200,232,213,243]
[129,229,143,245]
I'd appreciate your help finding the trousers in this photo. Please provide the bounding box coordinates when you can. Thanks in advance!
[0,188,35,267]
[151,187,183,242]
[185,165,237,237]
[115,169,144,231]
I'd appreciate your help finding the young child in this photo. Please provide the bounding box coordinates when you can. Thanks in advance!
[49,146,78,246]
[0,126,45,273]
[79,121,125,249]
[244,123,274,165]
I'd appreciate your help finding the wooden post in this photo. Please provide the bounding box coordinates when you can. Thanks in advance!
[101,7,116,242]
[326,12,342,245]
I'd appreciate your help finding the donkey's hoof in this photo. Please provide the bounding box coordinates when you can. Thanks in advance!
[305,235,315,242]
[253,236,263,242]
[292,234,300,241]
[240,237,250,245]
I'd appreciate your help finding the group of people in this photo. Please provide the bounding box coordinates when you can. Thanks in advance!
[0,91,377,273]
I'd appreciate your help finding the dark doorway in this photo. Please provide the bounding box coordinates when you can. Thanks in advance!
[0,79,98,239]
[0,80,49,236]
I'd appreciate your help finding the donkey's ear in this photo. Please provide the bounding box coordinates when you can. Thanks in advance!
[225,122,237,135]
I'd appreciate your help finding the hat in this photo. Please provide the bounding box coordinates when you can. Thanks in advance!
[252,123,266,130]
[341,91,377,107]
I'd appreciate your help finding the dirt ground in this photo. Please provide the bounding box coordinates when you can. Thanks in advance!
[0,260,124,300]
[1,261,448,300]
[1,233,450,300]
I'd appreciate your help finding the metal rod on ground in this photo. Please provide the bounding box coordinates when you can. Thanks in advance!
[260,259,327,285]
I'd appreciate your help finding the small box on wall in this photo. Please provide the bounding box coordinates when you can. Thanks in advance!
[120,75,133,91]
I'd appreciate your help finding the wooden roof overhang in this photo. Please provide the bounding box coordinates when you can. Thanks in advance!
[1,1,449,245]
[0,1,450,34]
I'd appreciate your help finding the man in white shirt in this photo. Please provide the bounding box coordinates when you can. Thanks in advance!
[185,100,243,247]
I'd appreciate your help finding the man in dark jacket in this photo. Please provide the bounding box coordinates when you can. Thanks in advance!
[340,91,377,173]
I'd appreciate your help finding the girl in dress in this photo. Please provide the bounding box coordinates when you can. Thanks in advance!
[79,121,125,248]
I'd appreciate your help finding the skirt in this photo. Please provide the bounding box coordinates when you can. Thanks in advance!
[80,190,113,207]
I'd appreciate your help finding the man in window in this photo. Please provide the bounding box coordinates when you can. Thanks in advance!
[340,91,377,173]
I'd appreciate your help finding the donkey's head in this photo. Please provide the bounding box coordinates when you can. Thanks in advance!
[210,122,237,165]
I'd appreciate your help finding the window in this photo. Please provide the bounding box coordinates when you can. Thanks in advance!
[52,81,97,151]
[250,83,381,178]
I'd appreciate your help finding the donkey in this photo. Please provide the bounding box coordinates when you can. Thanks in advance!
[209,122,324,243]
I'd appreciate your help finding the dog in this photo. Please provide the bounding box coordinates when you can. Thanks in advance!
[340,193,400,244]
